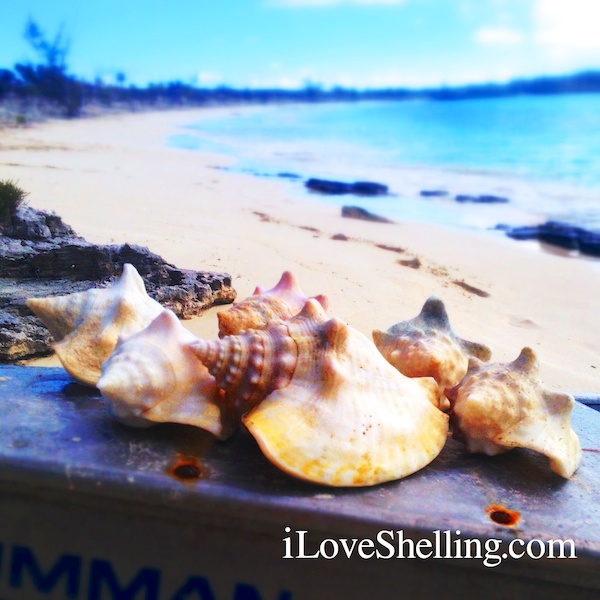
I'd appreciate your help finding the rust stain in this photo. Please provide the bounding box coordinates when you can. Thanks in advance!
[167,454,206,482]
[486,504,520,527]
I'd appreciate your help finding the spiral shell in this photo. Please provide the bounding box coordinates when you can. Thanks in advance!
[373,296,492,405]
[447,347,581,479]
[27,264,163,386]
[191,299,449,487]
[98,309,233,439]
[217,270,328,337]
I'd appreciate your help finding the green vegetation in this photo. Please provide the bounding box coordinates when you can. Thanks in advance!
[0,180,28,223]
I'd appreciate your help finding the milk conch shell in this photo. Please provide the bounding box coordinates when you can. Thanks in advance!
[27,264,163,386]
[191,298,449,487]
[98,309,234,439]
[446,347,581,479]
[372,296,492,407]
[217,270,328,337]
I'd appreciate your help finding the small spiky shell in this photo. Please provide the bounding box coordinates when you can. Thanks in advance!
[98,310,233,439]
[217,270,328,337]
[27,264,163,387]
[192,299,449,487]
[373,296,492,399]
[447,347,581,479]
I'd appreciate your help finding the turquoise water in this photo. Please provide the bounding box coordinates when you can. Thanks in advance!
[169,95,600,231]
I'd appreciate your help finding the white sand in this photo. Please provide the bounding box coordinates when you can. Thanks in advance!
[2,107,599,393]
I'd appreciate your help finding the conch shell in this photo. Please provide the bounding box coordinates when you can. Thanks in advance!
[27,264,163,386]
[217,270,328,337]
[98,309,233,439]
[191,299,449,487]
[372,297,492,404]
[446,347,581,479]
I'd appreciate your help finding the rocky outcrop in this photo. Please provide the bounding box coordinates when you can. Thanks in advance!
[306,178,389,196]
[0,206,236,361]
[500,221,600,257]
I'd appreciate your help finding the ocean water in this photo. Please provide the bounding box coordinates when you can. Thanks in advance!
[169,95,600,232]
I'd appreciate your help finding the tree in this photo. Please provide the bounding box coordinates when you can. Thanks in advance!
[15,18,83,117]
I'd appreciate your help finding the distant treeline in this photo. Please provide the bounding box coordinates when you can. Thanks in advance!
[3,68,600,120]
[1,21,600,121]
[0,64,600,117]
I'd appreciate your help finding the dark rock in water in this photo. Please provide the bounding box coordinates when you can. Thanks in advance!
[305,178,389,196]
[0,206,236,361]
[331,233,349,241]
[341,206,393,223]
[351,181,389,196]
[579,231,600,257]
[420,190,449,198]
[477,194,510,204]
[455,194,509,204]
[502,220,600,257]
[455,194,479,203]
[537,221,583,250]
[505,226,543,241]
[306,178,353,195]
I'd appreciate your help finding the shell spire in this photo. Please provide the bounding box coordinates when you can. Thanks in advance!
[217,270,328,337]
[192,298,330,413]
[27,264,163,386]
[447,347,581,479]
[98,309,234,439]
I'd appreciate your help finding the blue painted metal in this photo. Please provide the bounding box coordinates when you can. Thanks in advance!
[0,365,598,599]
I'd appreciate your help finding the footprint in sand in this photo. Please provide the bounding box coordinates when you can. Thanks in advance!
[452,280,490,298]
[508,316,540,329]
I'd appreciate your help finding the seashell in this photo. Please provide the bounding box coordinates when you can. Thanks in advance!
[446,347,581,479]
[217,270,328,337]
[27,264,163,386]
[191,298,449,487]
[372,296,492,407]
[98,309,234,439]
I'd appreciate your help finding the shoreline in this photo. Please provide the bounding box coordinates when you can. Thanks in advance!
[170,99,600,234]
[1,106,599,393]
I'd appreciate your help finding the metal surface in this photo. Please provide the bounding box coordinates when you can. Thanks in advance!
[0,365,599,599]
[576,393,600,412]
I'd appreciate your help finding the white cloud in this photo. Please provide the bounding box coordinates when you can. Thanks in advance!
[475,27,524,45]
[197,72,224,86]
[534,0,600,50]
[270,0,405,7]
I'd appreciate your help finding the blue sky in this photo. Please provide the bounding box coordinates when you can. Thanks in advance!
[1,0,599,89]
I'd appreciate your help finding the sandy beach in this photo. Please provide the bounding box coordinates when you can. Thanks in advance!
[1,106,599,394]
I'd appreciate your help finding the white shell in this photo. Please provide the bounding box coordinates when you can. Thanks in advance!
[98,309,234,439]
[27,264,163,386]
[447,347,581,479]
